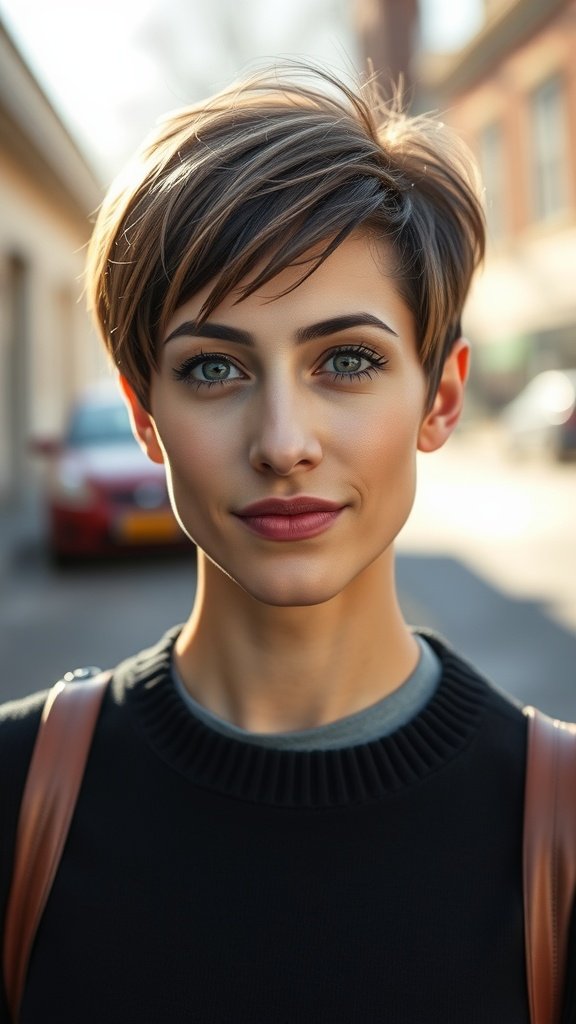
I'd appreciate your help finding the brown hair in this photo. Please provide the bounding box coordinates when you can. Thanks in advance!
[86,62,485,408]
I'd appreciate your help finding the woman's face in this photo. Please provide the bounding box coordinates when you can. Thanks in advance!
[125,233,457,607]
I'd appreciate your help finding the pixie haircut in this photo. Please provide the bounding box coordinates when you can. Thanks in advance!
[86,62,485,408]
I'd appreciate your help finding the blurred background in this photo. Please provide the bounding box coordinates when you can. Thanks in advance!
[0,0,574,714]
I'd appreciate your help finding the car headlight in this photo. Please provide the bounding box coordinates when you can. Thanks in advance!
[50,466,96,507]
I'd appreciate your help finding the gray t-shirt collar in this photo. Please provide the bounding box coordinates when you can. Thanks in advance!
[171,635,441,751]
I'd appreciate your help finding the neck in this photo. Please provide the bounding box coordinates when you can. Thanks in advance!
[174,550,418,733]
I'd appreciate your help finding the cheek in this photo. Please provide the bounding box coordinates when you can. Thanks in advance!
[346,397,422,543]
[347,394,423,477]
[153,410,230,497]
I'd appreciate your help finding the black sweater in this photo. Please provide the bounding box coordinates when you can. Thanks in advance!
[0,627,574,1023]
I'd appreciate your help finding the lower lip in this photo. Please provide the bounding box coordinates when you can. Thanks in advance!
[236,509,343,541]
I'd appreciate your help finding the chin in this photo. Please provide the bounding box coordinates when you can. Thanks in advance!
[227,562,349,609]
[251,587,340,609]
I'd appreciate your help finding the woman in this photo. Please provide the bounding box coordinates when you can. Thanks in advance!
[1,63,572,1022]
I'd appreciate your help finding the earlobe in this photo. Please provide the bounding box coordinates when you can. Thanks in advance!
[417,338,470,453]
[118,376,165,465]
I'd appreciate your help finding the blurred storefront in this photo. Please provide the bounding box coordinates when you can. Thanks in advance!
[0,19,104,505]
[421,0,576,408]
[356,0,576,410]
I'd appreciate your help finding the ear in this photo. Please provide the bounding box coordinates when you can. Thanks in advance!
[417,338,470,453]
[118,376,164,465]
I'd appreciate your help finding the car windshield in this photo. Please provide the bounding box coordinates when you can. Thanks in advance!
[67,402,135,446]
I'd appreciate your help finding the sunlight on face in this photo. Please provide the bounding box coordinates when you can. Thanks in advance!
[138,233,432,607]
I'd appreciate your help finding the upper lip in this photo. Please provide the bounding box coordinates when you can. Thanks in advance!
[235,497,345,516]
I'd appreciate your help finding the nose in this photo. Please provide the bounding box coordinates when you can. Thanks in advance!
[248,383,323,476]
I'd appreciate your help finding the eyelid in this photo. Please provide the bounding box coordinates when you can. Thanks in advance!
[170,343,390,388]
[171,350,247,385]
[174,350,244,368]
[316,343,389,366]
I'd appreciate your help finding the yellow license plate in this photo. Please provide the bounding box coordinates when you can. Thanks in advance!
[117,510,180,543]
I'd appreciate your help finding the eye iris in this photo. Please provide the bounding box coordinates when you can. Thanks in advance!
[333,353,362,374]
[202,359,230,381]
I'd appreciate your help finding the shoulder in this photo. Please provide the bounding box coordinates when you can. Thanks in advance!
[421,629,529,751]
[0,626,180,773]
[423,630,526,710]
[0,623,181,827]
[0,688,49,777]
[0,689,49,889]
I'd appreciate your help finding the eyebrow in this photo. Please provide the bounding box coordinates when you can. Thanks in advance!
[163,312,399,347]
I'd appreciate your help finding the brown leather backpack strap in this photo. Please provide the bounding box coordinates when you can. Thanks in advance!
[3,671,111,1023]
[523,706,576,1024]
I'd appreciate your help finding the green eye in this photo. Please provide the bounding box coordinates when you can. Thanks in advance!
[200,359,233,381]
[331,353,363,374]
[172,353,244,387]
[317,345,389,382]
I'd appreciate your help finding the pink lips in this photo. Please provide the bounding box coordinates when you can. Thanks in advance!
[234,497,345,541]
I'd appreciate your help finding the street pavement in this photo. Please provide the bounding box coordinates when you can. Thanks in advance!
[1,422,575,716]
[397,421,576,718]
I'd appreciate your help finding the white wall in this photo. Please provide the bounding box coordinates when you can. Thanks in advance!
[0,158,106,499]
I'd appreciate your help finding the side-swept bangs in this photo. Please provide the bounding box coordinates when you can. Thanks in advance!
[86,64,484,407]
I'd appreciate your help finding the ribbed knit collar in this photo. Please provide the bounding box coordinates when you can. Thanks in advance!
[118,626,488,808]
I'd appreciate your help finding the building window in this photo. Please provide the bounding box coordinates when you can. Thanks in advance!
[479,121,506,241]
[530,75,568,221]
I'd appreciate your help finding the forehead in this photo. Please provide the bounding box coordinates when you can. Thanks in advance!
[164,232,414,341]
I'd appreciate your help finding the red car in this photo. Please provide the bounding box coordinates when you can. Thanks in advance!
[37,385,184,561]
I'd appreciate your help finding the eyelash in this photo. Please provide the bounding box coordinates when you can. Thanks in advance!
[171,345,390,389]
[320,345,389,382]
[171,351,244,390]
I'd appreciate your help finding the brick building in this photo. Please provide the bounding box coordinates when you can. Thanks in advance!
[357,0,576,405]
[421,0,576,403]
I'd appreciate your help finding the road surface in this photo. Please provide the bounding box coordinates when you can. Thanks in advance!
[1,423,575,716]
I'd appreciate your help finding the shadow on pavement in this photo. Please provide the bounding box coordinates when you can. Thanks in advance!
[397,553,576,721]
[2,528,575,721]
